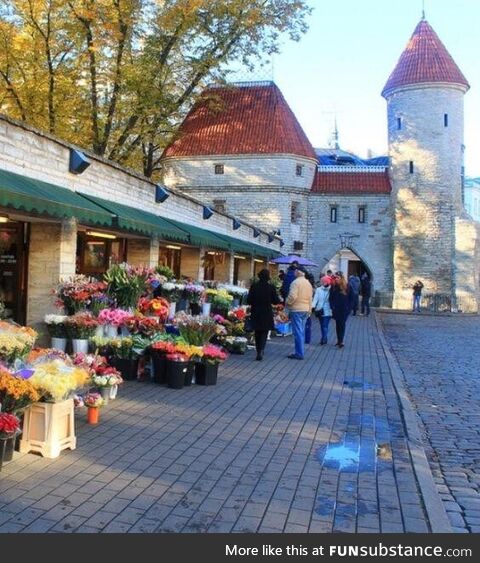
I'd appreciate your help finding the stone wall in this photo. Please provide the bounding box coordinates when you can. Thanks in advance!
[180,247,201,279]
[127,237,159,268]
[454,216,480,313]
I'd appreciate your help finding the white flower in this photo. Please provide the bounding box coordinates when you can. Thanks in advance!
[44,314,69,324]
[162,282,175,291]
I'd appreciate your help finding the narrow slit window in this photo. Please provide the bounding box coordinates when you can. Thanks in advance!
[330,206,338,223]
[358,206,366,223]
[444,113,449,127]
[409,161,414,174]
[397,117,402,130]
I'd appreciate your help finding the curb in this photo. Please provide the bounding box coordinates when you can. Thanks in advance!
[374,312,453,533]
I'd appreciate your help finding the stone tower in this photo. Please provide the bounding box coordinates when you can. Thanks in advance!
[382,18,472,310]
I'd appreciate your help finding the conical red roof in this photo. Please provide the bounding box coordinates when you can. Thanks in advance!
[162,82,316,160]
[382,19,469,97]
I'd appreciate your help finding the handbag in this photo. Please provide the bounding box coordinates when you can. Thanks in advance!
[315,308,324,318]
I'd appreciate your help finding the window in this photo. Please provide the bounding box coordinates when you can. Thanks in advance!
[214,164,224,175]
[291,201,301,223]
[330,206,338,223]
[397,117,402,130]
[358,206,366,223]
[296,164,304,177]
[444,113,448,127]
[409,161,414,174]
[213,199,227,214]
[293,240,304,251]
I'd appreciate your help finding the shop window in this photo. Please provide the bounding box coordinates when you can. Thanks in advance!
[77,233,127,276]
[159,246,181,278]
[214,164,224,175]
[358,206,366,223]
[330,206,338,223]
[0,221,27,324]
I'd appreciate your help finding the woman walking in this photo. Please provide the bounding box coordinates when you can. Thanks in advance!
[247,269,281,361]
[312,276,333,345]
[329,272,354,348]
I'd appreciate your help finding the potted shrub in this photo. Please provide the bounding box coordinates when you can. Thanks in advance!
[107,337,139,381]
[196,345,228,386]
[83,392,104,424]
[44,314,69,351]
[0,412,21,471]
[66,313,99,353]
[150,340,176,384]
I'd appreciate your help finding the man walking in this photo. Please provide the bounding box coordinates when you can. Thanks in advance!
[360,273,371,316]
[348,273,361,316]
[285,269,313,360]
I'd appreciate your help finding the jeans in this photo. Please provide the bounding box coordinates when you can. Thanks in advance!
[254,330,269,355]
[290,312,308,358]
[335,318,347,344]
[413,295,421,312]
[361,296,370,315]
[305,317,312,344]
[319,315,331,343]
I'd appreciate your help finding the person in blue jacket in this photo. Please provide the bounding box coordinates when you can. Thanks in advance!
[280,261,299,301]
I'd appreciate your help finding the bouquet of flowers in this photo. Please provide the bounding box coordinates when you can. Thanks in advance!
[72,353,122,383]
[124,315,161,337]
[176,314,217,346]
[0,369,40,414]
[104,264,146,309]
[97,308,133,327]
[156,265,174,281]
[203,288,218,304]
[173,343,203,361]
[83,392,104,408]
[106,337,137,359]
[44,315,69,338]
[26,348,69,364]
[222,336,248,355]
[0,321,38,363]
[218,284,249,300]
[54,276,107,314]
[161,282,184,303]
[28,359,90,402]
[0,412,20,438]
[151,341,177,356]
[66,313,99,339]
[92,374,121,388]
[202,344,228,364]
[138,297,170,321]
[184,283,204,304]
[211,289,233,312]
[228,308,247,322]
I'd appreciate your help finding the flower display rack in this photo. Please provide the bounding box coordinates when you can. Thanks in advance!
[19,399,76,459]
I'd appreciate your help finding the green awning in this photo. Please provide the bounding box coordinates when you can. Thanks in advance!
[0,168,113,226]
[79,194,189,241]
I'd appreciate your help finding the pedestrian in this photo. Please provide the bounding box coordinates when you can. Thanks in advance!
[280,261,298,301]
[329,273,354,348]
[247,269,281,361]
[412,280,424,312]
[348,273,361,315]
[285,269,313,360]
[304,269,315,344]
[312,275,333,344]
[360,273,371,316]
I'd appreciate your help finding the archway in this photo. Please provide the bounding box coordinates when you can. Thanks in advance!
[322,247,373,280]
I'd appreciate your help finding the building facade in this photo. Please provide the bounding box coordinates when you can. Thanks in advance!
[161,18,480,312]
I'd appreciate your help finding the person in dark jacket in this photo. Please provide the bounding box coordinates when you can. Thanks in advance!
[247,269,281,361]
[280,261,299,301]
[329,273,354,348]
[360,273,371,316]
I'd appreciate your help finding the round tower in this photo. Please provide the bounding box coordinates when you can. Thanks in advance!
[383,18,470,309]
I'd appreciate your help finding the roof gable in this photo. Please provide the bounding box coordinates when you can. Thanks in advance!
[162,82,316,160]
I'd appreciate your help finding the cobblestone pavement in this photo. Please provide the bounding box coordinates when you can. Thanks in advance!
[0,316,435,533]
[381,313,480,533]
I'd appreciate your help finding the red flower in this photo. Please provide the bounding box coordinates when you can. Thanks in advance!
[0,412,20,435]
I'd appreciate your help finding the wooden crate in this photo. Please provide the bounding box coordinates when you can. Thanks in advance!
[19,399,76,459]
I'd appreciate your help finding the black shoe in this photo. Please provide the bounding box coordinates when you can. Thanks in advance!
[287,354,304,360]
[255,353,263,361]
[338,343,345,348]
[320,341,326,345]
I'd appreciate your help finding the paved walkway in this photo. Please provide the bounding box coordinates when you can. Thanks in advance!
[381,313,480,534]
[0,315,442,533]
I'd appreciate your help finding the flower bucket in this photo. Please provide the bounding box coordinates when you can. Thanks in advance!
[0,437,10,471]
[51,337,67,352]
[184,362,195,386]
[109,384,118,400]
[72,339,89,354]
[120,326,130,337]
[168,302,177,318]
[87,407,99,425]
[110,357,139,381]
[195,362,219,386]
[151,350,168,384]
[0,435,16,468]
[232,298,240,308]
[202,302,211,317]
[94,325,104,338]
[166,359,187,389]
[104,324,118,338]
[99,387,110,405]
[190,303,201,316]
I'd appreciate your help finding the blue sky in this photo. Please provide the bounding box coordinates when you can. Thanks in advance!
[233,0,480,175]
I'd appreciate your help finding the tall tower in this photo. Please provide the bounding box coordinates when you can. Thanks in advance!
[382,18,470,309]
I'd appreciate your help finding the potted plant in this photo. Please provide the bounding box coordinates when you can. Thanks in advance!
[160,282,184,317]
[150,340,177,384]
[106,337,139,381]
[202,288,217,316]
[165,353,189,389]
[92,374,120,405]
[176,315,217,346]
[196,344,228,386]
[66,313,99,353]
[83,392,104,424]
[44,314,69,351]
[0,412,21,471]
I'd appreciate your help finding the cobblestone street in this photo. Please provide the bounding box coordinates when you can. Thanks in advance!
[381,313,480,533]
[0,315,446,533]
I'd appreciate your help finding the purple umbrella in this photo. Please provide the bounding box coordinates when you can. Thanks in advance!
[271,254,318,267]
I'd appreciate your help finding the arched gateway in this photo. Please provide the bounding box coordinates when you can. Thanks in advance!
[323,248,373,280]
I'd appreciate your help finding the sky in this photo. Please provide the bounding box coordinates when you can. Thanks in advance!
[231,0,480,176]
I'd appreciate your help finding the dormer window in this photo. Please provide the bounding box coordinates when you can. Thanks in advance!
[296,164,304,177]
[214,164,224,175]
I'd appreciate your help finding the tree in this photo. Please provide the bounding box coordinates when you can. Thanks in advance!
[0,0,312,177]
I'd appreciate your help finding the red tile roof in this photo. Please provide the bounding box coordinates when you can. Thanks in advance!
[162,82,317,160]
[382,19,469,97]
[312,171,392,194]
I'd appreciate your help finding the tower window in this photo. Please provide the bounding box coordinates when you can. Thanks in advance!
[330,206,338,223]
[444,114,449,127]
[293,240,304,251]
[397,117,402,130]
[358,206,366,224]
[291,201,301,224]
[296,164,304,177]
[214,164,224,175]
[409,161,414,174]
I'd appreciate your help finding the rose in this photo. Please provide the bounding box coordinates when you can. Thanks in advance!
[0,412,21,436]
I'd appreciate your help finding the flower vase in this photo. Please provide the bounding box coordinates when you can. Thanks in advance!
[109,385,118,400]
[195,362,219,386]
[190,302,201,316]
[100,387,110,405]
[51,337,67,352]
[0,437,11,471]
[0,435,15,467]
[104,324,118,338]
[72,339,89,354]
[168,302,177,318]
[87,407,99,425]
[202,302,211,317]
[95,325,104,338]
[120,326,130,337]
